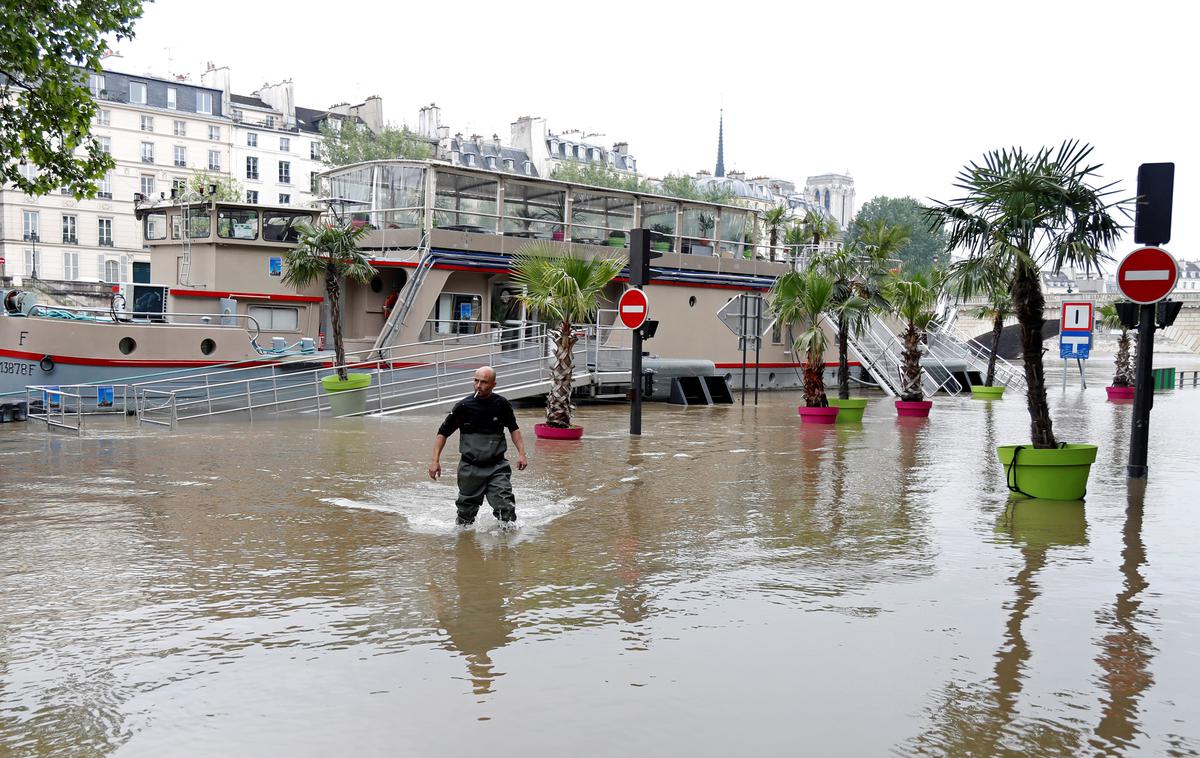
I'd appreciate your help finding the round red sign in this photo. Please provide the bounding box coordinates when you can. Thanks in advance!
[1117,246,1179,304]
[618,288,649,329]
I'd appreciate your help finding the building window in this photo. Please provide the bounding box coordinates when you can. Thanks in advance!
[278,160,290,184]
[208,125,220,141]
[310,171,319,193]
[140,174,155,197]
[18,162,35,182]
[279,137,290,152]
[63,250,79,280]
[174,146,187,167]
[265,115,275,128]
[62,214,77,244]
[503,158,514,171]
[98,170,113,199]
[141,115,154,132]
[246,156,259,180]
[99,218,113,247]
[88,73,105,97]
[173,120,186,136]
[310,142,319,160]
[465,154,476,167]
[167,87,177,110]
[208,150,220,171]
[130,81,147,104]
[98,136,111,155]
[172,177,187,193]
[278,193,290,205]
[523,161,533,176]
[22,210,39,240]
[233,109,243,121]
[104,259,120,282]
[246,190,259,204]
[141,142,154,163]
[197,92,213,114]
[247,132,257,147]
[95,109,110,126]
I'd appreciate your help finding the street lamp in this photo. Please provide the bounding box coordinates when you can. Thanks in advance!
[28,233,38,279]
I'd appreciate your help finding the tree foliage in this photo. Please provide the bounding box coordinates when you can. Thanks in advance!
[0,0,145,197]
[847,196,948,273]
[318,121,432,167]
[550,161,649,193]
[183,169,243,202]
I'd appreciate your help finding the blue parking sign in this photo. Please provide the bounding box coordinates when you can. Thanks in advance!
[1059,330,1092,360]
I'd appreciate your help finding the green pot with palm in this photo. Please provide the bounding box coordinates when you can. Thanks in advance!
[283,221,377,416]
[511,245,624,439]
[929,141,1130,499]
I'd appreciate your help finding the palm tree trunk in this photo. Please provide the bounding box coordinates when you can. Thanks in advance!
[1012,266,1055,448]
[986,313,1003,386]
[803,352,828,408]
[546,321,576,427]
[837,313,850,400]
[901,323,923,402]
[326,274,347,381]
[1114,330,1133,387]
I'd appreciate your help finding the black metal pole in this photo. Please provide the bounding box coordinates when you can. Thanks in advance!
[630,327,643,436]
[740,296,747,406]
[1127,304,1156,478]
[753,294,762,405]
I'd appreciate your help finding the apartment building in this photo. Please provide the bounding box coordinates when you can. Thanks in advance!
[0,69,231,286]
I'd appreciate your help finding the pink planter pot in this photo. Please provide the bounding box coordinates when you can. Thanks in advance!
[798,406,840,424]
[895,400,933,418]
[534,423,583,440]
[1106,385,1135,401]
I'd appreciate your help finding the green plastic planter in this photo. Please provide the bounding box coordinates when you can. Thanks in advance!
[828,397,868,422]
[322,372,372,416]
[996,443,1098,501]
[971,385,1006,400]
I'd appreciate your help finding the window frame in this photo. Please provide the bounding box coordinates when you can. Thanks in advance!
[129,81,147,104]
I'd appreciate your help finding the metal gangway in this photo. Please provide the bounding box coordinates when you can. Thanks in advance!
[129,319,629,429]
[926,317,1027,392]
[841,316,964,398]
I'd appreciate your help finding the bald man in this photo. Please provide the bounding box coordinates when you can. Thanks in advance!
[430,366,528,525]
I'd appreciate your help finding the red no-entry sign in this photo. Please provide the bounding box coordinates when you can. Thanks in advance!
[1117,246,1179,304]
[618,287,649,329]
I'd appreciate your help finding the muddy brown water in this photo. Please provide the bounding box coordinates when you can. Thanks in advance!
[2,373,1199,756]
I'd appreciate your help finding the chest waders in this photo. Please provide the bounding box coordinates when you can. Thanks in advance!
[456,432,517,524]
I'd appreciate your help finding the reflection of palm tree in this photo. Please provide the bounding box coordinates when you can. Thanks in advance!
[902,499,1087,755]
[430,534,516,695]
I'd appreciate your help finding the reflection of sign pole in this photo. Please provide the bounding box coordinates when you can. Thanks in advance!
[1124,163,1176,478]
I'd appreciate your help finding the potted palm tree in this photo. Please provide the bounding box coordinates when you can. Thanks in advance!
[927,141,1129,500]
[770,268,839,424]
[820,222,908,422]
[946,259,1013,400]
[510,245,624,439]
[283,221,375,415]
[697,213,715,246]
[886,270,940,417]
[1098,302,1135,400]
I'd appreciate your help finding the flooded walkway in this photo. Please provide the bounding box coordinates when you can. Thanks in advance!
[2,378,1199,755]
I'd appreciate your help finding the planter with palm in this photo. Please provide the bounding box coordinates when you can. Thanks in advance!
[814,245,878,421]
[697,213,715,245]
[770,268,840,423]
[1098,302,1135,400]
[510,245,624,438]
[885,270,940,417]
[283,222,375,412]
[927,141,1130,499]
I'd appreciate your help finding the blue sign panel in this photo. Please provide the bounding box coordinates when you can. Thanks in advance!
[97,386,115,408]
[1059,329,1092,360]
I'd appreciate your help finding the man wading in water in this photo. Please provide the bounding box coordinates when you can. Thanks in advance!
[429,366,528,525]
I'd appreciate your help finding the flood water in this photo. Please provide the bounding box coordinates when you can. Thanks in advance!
[2,365,1199,756]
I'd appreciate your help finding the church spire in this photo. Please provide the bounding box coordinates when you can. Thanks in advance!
[715,109,725,178]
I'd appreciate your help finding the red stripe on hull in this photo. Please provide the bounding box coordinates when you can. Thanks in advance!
[169,289,323,303]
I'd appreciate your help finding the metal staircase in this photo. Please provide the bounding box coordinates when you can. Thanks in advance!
[373,232,432,358]
[841,317,965,398]
[927,311,1027,391]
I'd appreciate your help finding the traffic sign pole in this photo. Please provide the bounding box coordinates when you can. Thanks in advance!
[1128,304,1156,477]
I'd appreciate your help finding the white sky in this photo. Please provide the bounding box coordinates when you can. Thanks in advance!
[110,0,1197,264]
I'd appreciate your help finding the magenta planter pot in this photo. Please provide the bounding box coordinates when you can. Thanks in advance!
[798,406,840,424]
[534,423,583,440]
[895,400,933,418]
[1106,385,1135,401]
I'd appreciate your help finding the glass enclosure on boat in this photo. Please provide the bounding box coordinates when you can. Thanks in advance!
[320,160,758,258]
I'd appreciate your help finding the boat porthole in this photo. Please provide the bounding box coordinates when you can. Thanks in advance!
[370,275,383,293]
[119,337,137,355]
[688,296,697,307]
[200,338,216,356]
[768,372,776,384]
[39,355,55,372]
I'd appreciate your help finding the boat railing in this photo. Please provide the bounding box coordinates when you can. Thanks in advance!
[24,304,263,338]
[926,319,1027,390]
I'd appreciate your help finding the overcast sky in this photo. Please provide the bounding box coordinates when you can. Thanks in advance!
[109,0,1196,265]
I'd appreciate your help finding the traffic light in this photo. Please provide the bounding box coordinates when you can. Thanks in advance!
[1134,162,1174,246]
[628,228,664,288]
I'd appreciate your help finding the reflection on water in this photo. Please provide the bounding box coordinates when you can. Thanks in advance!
[2,387,1200,755]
